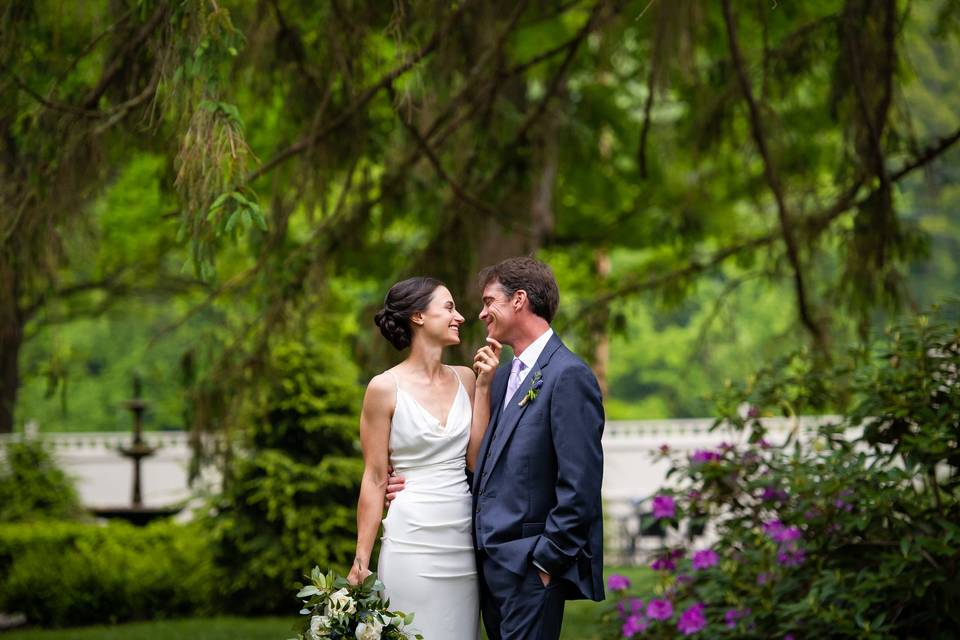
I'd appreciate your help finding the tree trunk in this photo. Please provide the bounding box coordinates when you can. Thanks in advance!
[0,303,23,434]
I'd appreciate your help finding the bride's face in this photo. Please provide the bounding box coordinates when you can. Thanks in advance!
[415,286,465,346]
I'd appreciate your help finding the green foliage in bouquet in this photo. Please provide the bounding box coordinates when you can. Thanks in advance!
[207,340,364,614]
[292,566,421,640]
[0,439,84,522]
[606,306,960,638]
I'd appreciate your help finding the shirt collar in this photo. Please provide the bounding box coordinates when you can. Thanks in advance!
[515,328,554,372]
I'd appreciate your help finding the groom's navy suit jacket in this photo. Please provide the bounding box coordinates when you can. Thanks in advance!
[472,333,605,602]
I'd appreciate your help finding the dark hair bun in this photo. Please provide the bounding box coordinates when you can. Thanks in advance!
[374,306,412,351]
[373,277,445,351]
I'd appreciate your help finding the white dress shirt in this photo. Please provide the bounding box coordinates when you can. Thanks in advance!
[504,328,554,408]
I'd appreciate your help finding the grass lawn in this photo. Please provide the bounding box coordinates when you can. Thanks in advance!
[2,568,652,640]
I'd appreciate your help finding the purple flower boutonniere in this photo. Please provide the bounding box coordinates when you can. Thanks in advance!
[518,371,543,407]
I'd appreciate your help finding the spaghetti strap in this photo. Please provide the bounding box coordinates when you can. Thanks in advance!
[385,369,401,391]
[445,364,463,389]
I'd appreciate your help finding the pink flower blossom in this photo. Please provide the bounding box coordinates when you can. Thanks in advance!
[724,607,751,628]
[777,546,806,567]
[762,520,801,543]
[646,599,674,621]
[607,574,630,591]
[622,614,648,637]
[652,495,676,519]
[691,549,719,570]
[691,449,722,464]
[677,603,707,635]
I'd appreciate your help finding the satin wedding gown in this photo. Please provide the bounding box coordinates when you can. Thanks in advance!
[378,367,481,639]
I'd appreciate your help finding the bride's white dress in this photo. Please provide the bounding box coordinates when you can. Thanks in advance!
[378,367,480,639]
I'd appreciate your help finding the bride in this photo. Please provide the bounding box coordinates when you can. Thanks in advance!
[347,277,500,639]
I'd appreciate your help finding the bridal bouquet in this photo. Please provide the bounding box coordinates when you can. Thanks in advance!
[291,566,422,640]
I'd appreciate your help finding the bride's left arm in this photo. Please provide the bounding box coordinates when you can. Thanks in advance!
[465,338,500,471]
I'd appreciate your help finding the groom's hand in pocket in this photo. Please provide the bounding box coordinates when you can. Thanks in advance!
[537,569,551,587]
[384,465,406,507]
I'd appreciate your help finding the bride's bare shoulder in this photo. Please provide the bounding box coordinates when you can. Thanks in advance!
[364,371,397,403]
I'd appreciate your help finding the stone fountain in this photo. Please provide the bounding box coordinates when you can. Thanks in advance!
[91,375,182,525]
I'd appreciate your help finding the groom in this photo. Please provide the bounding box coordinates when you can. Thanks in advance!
[390,257,605,639]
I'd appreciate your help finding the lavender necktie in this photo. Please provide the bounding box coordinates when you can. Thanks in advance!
[503,358,526,409]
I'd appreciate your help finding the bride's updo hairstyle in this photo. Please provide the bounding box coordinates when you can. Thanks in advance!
[374,277,445,350]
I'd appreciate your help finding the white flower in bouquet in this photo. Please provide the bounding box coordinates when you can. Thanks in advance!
[325,587,357,620]
[355,615,384,640]
[309,614,331,640]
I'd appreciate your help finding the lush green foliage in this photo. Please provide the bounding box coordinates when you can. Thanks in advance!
[204,339,364,614]
[0,617,294,640]
[0,440,83,522]
[0,568,650,639]
[0,520,215,627]
[5,0,959,436]
[607,308,960,638]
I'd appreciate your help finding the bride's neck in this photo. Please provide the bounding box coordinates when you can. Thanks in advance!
[405,341,445,379]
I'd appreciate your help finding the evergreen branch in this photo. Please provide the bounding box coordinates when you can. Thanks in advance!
[581,123,960,311]
[246,2,472,185]
[722,0,824,347]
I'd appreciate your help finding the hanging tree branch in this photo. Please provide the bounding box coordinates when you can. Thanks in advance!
[721,0,825,348]
[580,123,960,312]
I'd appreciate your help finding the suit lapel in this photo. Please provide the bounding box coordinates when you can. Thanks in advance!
[478,334,564,494]
[472,363,510,493]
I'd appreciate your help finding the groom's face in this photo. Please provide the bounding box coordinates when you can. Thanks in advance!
[479,280,516,343]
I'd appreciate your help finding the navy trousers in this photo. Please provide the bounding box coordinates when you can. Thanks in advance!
[478,553,565,640]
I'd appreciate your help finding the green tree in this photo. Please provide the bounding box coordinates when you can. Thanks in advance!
[204,338,363,613]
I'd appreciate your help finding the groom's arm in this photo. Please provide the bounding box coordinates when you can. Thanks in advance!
[531,363,604,577]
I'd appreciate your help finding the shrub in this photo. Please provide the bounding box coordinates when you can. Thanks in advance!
[0,439,84,522]
[0,520,215,627]
[608,310,960,638]
[205,340,363,614]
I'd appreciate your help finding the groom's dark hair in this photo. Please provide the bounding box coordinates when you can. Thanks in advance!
[478,257,559,323]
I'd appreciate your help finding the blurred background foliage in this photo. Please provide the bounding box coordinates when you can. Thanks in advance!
[2,0,959,439]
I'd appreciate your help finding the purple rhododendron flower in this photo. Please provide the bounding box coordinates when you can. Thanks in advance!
[758,437,772,449]
[651,556,676,572]
[834,498,854,512]
[724,607,751,628]
[646,599,674,621]
[677,603,707,635]
[691,449,722,464]
[777,546,806,567]
[652,495,676,519]
[761,486,789,502]
[608,574,630,591]
[756,571,773,585]
[622,614,648,637]
[692,549,719,570]
[763,520,801,543]
[747,405,761,418]
[659,443,671,455]
[724,609,738,628]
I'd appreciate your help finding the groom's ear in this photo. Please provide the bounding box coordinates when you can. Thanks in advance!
[513,289,528,312]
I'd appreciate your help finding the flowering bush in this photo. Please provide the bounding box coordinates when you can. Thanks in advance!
[608,309,960,638]
[293,567,421,640]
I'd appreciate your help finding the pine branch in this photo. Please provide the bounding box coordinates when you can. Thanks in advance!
[721,0,825,347]
[582,123,960,310]
[245,2,472,185]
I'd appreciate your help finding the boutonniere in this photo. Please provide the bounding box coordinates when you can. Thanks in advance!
[518,371,544,407]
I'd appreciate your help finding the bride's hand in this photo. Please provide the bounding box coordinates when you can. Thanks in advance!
[347,558,372,585]
[473,338,502,389]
